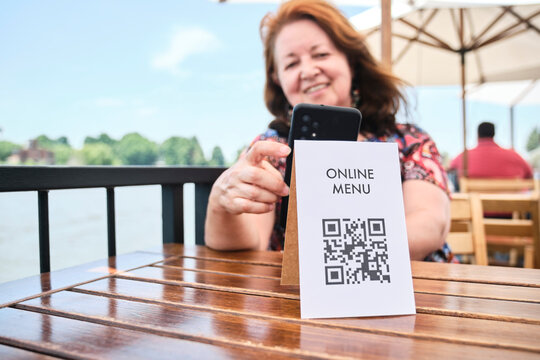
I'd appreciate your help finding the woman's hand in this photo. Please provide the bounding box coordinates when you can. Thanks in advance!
[212,141,291,215]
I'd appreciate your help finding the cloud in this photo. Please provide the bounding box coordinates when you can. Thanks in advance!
[152,27,221,75]
[135,107,158,117]
[95,98,125,107]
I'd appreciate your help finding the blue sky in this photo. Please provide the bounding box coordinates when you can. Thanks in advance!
[0,0,538,163]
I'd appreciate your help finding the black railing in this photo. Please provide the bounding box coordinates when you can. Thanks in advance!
[0,166,227,273]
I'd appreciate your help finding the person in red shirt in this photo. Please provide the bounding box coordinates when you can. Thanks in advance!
[450,122,533,179]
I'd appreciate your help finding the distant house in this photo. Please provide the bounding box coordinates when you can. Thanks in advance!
[7,139,54,164]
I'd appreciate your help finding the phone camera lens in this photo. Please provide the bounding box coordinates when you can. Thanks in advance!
[302,114,310,123]
[312,121,319,129]
[301,125,309,133]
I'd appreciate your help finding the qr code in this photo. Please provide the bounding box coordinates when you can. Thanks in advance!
[323,218,390,285]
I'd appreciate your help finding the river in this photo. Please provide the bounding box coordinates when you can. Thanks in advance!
[0,184,196,284]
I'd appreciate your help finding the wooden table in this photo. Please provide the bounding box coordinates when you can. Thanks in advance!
[1,244,540,359]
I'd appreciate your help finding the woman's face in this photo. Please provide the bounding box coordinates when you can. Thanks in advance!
[273,19,352,108]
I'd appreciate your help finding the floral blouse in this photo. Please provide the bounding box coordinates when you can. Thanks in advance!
[249,123,458,263]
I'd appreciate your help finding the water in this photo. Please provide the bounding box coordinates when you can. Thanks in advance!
[0,184,196,284]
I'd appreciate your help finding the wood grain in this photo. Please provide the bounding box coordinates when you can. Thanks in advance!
[0,307,293,360]
[160,258,540,303]
[412,278,540,303]
[144,244,283,266]
[118,266,299,299]
[0,251,167,308]
[160,257,281,279]
[16,291,540,359]
[74,277,540,353]
[411,261,540,287]
[117,265,540,323]
[3,245,540,359]
[0,343,56,359]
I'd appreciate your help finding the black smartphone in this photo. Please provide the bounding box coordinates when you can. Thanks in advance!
[279,103,362,228]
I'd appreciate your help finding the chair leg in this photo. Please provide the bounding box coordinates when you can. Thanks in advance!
[524,246,535,268]
[509,248,518,266]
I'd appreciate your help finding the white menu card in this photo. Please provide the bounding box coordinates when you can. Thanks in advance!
[294,140,416,319]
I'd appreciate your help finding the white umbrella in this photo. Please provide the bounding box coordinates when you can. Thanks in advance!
[351,0,540,176]
[467,78,540,148]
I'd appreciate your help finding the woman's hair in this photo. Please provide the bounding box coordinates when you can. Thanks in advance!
[260,0,407,137]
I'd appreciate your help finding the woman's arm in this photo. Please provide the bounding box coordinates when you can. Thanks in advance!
[402,179,450,260]
[204,141,290,251]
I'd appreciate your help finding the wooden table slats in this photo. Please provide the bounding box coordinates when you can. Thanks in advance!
[1,244,539,359]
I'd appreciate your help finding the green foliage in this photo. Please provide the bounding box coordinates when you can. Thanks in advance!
[84,133,117,146]
[208,146,225,166]
[116,132,158,165]
[36,134,70,148]
[0,141,21,161]
[50,144,73,165]
[189,137,207,166]
[526,127,540,152]
[2,133,231,166]
[159,136,207,165]
[33,135,73,164]
[81,143,115,165]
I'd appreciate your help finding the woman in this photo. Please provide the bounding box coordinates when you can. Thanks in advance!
[205,0,454,262]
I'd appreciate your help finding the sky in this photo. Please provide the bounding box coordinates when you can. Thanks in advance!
[0,0,538,163]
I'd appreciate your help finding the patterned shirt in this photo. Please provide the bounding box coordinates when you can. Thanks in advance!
[249,123,457,263]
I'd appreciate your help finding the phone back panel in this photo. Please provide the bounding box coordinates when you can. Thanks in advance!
[280,103,362,229]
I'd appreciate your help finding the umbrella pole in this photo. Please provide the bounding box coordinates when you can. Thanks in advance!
[459,8,468,179]
[510,105,515,149]
[381,0,392,69]
[461,52,468,178]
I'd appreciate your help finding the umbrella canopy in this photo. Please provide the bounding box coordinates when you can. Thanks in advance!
[351,1,540,86]
[350,0,540,176]
[467,78,540,148]
[467,78,540,106]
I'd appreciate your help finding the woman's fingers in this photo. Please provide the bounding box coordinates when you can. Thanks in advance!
[230,197,275,214]
[234,182,281,204]
[212,140,290,215]
[260,159,285,181]
[244,141,290,165]
[237,163,289,197]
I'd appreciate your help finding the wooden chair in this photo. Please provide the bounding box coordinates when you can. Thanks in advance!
[480,193,539,268]
[458,177,539,268]
[447,193,488,265]
[459,177,538,193]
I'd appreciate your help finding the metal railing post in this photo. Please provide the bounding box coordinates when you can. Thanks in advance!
[195,183,212,246]
[106,187,116,257]
[162,184,184,244]
[38,190,50,273]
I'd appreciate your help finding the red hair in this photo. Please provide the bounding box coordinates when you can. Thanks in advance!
[260,0,407,136]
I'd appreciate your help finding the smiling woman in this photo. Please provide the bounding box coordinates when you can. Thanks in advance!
[204,0,456,264]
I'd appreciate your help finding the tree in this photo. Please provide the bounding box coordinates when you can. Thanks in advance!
[35,135,73,164]
[81,143,115,165]
[51,144,73,165]
[160,136,193,165]
[208,146,225,166]
[188,137,207,165]
[0,141,21,161]
[526,127,540,152]
[84,133,117,146]
[159,136,207,165]
[115,132,158,165]
[36,134,70,148]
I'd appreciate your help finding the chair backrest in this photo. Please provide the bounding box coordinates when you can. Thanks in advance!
[459,177,538,193]
[447,193,488,265]
[479,193,539,268]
